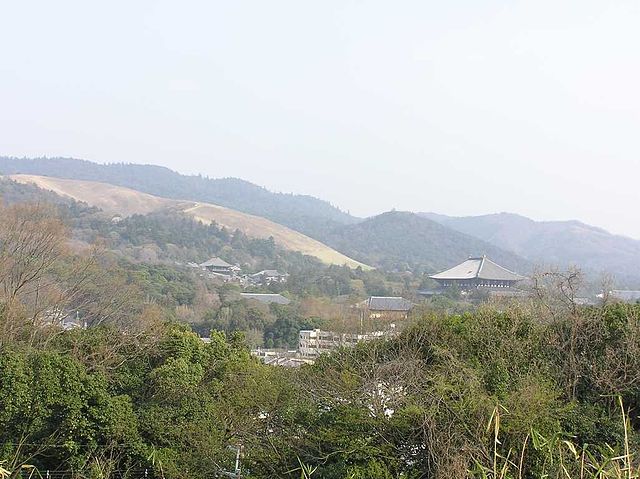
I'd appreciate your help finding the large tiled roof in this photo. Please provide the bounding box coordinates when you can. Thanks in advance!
[366,296,413,311]
[199,257,233,268]
[240,293,291,305]
[430,256,524,281]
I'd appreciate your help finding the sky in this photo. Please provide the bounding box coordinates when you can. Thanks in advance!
[1,1,639,238]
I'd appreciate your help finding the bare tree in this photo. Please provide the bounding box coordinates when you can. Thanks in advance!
[530,267,584,319]
[0,203,67,302]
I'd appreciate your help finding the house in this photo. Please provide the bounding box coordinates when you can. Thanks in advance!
[240,293,291,305]
[249,270,289,285]
[199,257,241,276]
[357,296,413,322]
[429,255,524,290]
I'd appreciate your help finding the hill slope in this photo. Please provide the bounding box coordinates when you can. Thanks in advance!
[9,174,367,269]
[421,212,640,285]
[0,157,359,237]
[322,211,531,274]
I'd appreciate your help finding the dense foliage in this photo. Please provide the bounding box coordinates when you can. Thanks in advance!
[3,300,640,478]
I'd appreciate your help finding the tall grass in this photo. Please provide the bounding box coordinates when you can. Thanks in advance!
[470,398,638,478]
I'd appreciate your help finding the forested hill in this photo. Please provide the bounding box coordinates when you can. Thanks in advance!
[321,210,531,274]
[0,157,358,237]
[421,211,640,286]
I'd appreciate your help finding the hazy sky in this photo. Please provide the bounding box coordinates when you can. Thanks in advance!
[1,1,640,237]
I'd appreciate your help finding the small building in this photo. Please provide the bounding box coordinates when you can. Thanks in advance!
[298,329,389,357]
[357,296,413,322]
[429,255,524,290]
[249,270,289,285]
[240,293,291,305]
[199,257,241,276]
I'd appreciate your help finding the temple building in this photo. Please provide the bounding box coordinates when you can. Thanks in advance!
[429,256,525,290]
[199,257,241,276]
[356,296,414,322]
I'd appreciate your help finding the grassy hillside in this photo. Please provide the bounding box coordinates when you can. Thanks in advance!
[9,174,178,215]
[9,174,368,269]
[322,210,530,274]
[421,212,640,286]
[0,157,358,236]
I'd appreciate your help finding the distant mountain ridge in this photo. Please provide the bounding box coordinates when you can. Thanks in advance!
[420,212,640,286]
[0,157,358,238]
[321,210,531,274]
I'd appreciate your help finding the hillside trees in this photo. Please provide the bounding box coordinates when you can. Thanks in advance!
[0,349,143,476]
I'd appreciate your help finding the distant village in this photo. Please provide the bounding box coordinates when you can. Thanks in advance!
[188,256,290,288]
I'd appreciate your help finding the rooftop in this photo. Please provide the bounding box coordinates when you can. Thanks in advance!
[430,256,525,282]
[199,257,233,268]
[364,296,413,311]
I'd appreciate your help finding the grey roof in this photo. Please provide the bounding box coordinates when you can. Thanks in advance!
[240,293,291,305]
[199,257,233,268]
[366,296,413,311]
[430,256,524,282]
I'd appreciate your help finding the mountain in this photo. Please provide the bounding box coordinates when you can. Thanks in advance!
[0,157,358,237]
[8,174,368,269]
[321,211,531,274]
[421,212,640,285]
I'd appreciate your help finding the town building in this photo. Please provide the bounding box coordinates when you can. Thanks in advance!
[357,296,413,322]
[298,329,389,357]
[240,293,291,305]
[429,255,524,290]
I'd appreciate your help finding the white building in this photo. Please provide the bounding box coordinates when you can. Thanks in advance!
[298,329,389,357]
